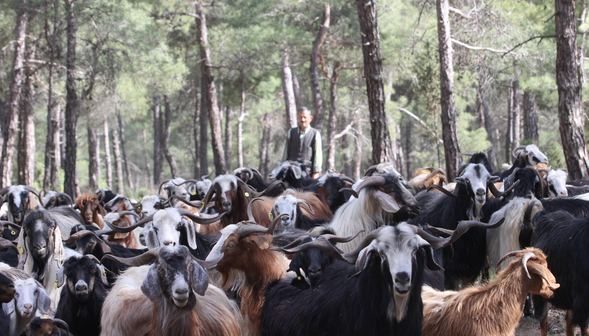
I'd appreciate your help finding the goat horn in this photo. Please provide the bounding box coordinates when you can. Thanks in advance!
[236,223,270,238]
[427,184,455,198]
[257,180,286,197]
[421,224,454,236]
[270,213,289,233]
[169,195,202,208]
[364,164,380,176]
[105,214,154,233]
[512,145,527,158]
[56,192,74,205]
[117,211,139,218]
[339,175,356,185]
[521,252,535,279]
[354,175,386,193]
[247,197,266,222]
[0,237,15,249]
[0,220,20,228]
[102,247,161,267]
[64,230,97,244]
[52,318,71,333]
[199,182,218,209]
[496,179,521,198]
[297,199,315,215]
[423,168,446,181]
[237,177,259,198]
[0,187,10,199]
[338,187,358,198]
[24,186,43,204]
[171,179,199,186]
[320,230,365,244]
[189,252,218,270]
[281,237,345,258]
[157,179,173,195]
[344,228,382,263]
[445,218,505,246]
[177,208,226,225]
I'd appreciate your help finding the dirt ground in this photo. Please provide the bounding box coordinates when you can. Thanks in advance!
[516,310,566,336]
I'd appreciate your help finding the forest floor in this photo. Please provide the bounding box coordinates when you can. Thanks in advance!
[516,310,566,336]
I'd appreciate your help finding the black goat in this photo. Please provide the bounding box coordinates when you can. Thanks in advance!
[27,317,72,336]
[499,144,548,179]
[0,237,18,267]
[532,210,589,335]
[56,256,109,336]
[303,173,355,213]
[262,224,443,336]
[0,185,42,224]
[270,161,315,188]
[0,272,14,335]
[234,167,268,192]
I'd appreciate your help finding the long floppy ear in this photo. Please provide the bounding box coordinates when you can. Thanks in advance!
[352,242,376,277]
[3,300,14,316]
[180,218,198,250]
[374,190,401,213]
[416,236,443,271]
[36,285,52,314]
[146,227,159,248]
[190,261,208,296]
[56,264,65,288]
[141,265,162,302]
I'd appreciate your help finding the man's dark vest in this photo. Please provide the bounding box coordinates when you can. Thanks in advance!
[286,127,318,167]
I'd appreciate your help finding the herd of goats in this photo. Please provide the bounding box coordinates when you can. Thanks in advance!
[0,144,588,336]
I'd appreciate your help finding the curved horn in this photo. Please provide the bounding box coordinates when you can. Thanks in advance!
[247,197,266,222]
[171,179,199,186]
[236,177,259,198]
[117,211,140,218]
[189,252,218,270]
[56,192,74,205]
[488,181,502,197]
[64,230,97,244]
[105,214,154,233]
[338,187,358,198]
[427,184,456,198]
[0,187,10,199]
[157,179,173,196]
[270,213,289,233]
[0,220,20,228]
[493,179,521,198]
[339,175,356,185]
[282,237,345,258]
[521,251,535,279]
[321,231,363,244]
[353,175,386,193]
[344,228,382,263]
[52,318,71,333]
[445,218,506,246]
[364,164,379,176]
[258,180,286,197]
[199,181,218,209]
[297,199,315,215]
[0,237,15,249]
[512,145,527,159]
[102,247,161,267]
[24,186,43,204]
[169,195,203,208]
[236,223,271,238]
[496,250,524,269]
[176,208,226,225]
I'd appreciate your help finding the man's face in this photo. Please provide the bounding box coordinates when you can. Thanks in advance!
[297,111,313,130]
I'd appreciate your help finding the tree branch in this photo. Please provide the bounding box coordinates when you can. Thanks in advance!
[448,6,473,19]
[501,34,556,57]
[398,107,443,144]
[451,38,508,54]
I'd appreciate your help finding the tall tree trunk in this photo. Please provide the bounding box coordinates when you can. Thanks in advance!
[356,0,394,165]
[310,4,330,130]
[199,84,209,176]
[103,119,112,188]
[195,2,226,175]
[505,84,514,163]
[522,91,539,144]
[192,87,200,177]
[353,110,363,179]
[152,96,162,184]
[293,72,302,109]
[476,83,498,170]
[17,42,35,186]
[326,62,341,171]
[112,128,124,194]
[436,0,461,180]
[63,0,79,197]
[281,48,298,129]
[87,122,99,190]
[141,129,151,188]
[117,111,132,189]
[161,95,178,177]
[556,0,589,179]
[510,79,521,153]
[237,80,247,168]
[401,116,413,177]
[1,1,29,187]
[43,0,60,191]
[259,113,271,178]
[224,106,232,168]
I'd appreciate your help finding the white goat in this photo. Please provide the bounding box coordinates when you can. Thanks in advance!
[546,169,568,197]
[3,278,52,336]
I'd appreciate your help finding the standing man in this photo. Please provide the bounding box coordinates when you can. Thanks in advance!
[284,107,323,179]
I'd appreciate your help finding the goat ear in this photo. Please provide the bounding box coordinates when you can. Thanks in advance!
[190,261,208,296]
[3,300,14,316]
[36,286,52,314]
[56,264,65,288]
[374,190,401,213]
[244,234,272,250]
[146,227,159,249]
[141,266,162,301]
[352,243,376,276]
[180,218,198,250]
[420,245,443,271]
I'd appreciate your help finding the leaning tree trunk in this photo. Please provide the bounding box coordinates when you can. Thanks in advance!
[63,0,79,197]
[112,128,124,194]
[152,96,163,184]
[259,113,271,178]
[17,42,36,186]
[1,1,29,187]
[326,61,341,171]
[281,48,298,129]
[556,0,589,179]
[224,106,232,168]
[522,91,539,144]
[356,0,394,165]
[199,82,209,176]
[436,0,461,180]
[195,1,226,175]
[103,119,112,188]
[310,4,330,130]
[161,95,178,177]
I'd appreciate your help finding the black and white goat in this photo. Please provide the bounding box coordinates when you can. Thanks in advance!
[500,144,549,179]
[200,174,259,227]
[3,277,52,336]
[0,186,42,225]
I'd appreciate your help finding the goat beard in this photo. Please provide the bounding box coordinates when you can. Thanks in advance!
[390,290,410,322]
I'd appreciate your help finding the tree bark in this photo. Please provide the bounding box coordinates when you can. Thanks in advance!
[87,122,99,190]
[224,106,232,168]
[195,2,226,175]
[556,0,589,179]
[401,115,413,177]
[523,91,539,144]
[353,110,363,179]
[356,0,394,165]
[476,82,498,169]
[259,113,271,178]
[103,119,112,188]
[505,84,514,163]
[112,128,124,194]
[436,0,461,180]
[511,79,521,152]
[326,62,341,171]
[192,87,201,177]
[293,72,302,110]
[152,96,162,184]
[1,1,29,187]
[310,4,330,130]
[281,48,298,129]
[17,41,36,186]
[63,0,79,198]
[237,79,247,168]
[117,111,132,189]
[161,95,178,177]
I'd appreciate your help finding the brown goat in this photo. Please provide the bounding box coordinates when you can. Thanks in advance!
[408,168,446,192]
[75,193,106,229]
[207,223,289,335]
[421,248,559,336]
[103,196,139,248]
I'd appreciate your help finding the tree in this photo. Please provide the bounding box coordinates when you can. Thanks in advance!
[161,95,178,177]
[356,0,394,165]
[152,95,163,184]
[556,0,589,179]
[17,41,36,186]
[63,0,80,197]
[436,0,461,180]
[326,61,341,171]
[310,4,330,130]
[195,2,226,175]
[281,48,297,129]
[522,91,539,144]
[103,119,112,188]
[1,0,30,187]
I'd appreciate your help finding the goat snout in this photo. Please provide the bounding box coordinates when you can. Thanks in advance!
[163,240,176,246]
[75,280,89,293]
[394,272,411,294]
[475,188,486,197]
[174,287,189,296]
[221,201,231,210]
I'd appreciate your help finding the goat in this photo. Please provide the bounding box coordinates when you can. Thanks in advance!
[1,220,21,242]
[200,174,259,227]
[305,173,355,213]
[544,169,568,197]
[0,237,18,267]
[532,210,589,336]
[234,167,268,192]
[329,173,419,253]
[270,161,316,188]
[408,168,447,194]
[265,190,333,233]
[26,317,71,336]
[103,196,140,248]
[95,189,117,208]
[421,248,558,336]
[413,161,500,289]
[75,193,106,229]
[42,192,74,209]
[3,277,52,336]
[500,144,549,179]
[194,176,213,200]
[0,272,14,335]
[55,255,109,336]
[101,246,241,336]
[261,223,452,336]
[206,223,290,335]
[0,186,42,225]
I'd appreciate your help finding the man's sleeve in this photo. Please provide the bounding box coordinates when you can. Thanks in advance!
[313,131,323,173]
[283,128,290,161]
